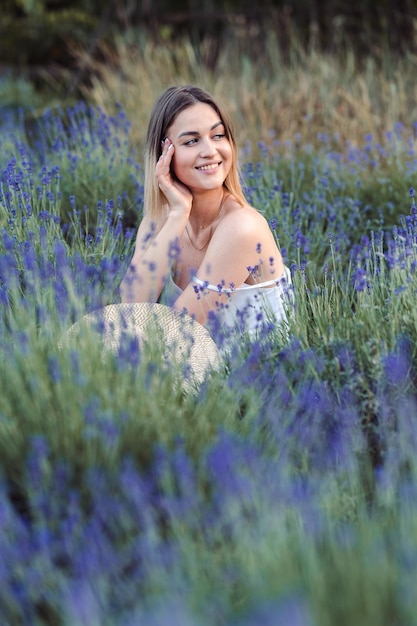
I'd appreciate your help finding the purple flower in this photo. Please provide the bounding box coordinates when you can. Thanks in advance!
[352,266,367,291]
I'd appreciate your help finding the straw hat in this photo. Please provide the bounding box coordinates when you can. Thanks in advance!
[59,302,223,389]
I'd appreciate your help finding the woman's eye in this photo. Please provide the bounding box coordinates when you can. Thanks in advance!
[183,133,225,146]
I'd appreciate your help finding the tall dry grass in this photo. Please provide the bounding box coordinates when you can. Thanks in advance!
[78,29,417,157]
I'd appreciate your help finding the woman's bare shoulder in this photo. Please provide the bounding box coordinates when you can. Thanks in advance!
[220,200,270,234]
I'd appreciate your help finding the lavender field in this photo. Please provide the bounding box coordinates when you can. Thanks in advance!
[1,91,417,625]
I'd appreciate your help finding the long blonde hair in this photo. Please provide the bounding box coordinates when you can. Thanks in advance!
[143,85,247,221]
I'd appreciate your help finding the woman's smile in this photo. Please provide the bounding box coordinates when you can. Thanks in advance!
[195,161,222,172]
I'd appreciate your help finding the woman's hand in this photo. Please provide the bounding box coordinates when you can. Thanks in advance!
[156,139,193,220]
[120,140,192,304]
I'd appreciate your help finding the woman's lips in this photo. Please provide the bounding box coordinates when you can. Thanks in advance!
[196,162,221,171]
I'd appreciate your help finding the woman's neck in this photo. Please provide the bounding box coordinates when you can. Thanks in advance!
[188,188,226,231]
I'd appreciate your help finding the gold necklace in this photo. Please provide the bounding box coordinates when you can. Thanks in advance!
[185,224,213,250]
[185,191,228,251]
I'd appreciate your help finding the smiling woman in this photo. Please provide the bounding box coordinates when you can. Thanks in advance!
[119,85,293,344]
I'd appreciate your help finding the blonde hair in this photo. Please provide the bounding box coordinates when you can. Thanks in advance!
[143,85,247,221]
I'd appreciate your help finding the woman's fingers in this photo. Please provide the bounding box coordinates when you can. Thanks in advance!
[161,138,173,162]
[156,140,192,215]
[156,140,174,178]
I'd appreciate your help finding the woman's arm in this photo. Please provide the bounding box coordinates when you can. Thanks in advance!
[120,140,192,303]
[119,211,189,303]
[173,209,285,325]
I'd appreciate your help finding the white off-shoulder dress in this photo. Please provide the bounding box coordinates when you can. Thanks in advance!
[159,267,293,344]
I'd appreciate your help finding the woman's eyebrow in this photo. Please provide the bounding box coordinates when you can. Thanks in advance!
[177,120,223,138]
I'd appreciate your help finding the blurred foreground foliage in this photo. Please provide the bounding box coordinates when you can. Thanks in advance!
[2,101,417,624]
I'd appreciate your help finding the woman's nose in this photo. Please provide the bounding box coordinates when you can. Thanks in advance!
[199,138,217,157]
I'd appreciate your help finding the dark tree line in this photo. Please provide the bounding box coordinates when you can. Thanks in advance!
[1,0,416,72]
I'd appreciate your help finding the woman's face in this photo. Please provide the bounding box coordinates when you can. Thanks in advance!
[165,103,233,193]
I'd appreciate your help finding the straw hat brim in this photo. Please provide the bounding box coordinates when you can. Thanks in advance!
[59,302,223,388]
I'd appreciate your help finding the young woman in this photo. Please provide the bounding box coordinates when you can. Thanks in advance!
[119,85,292,343]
